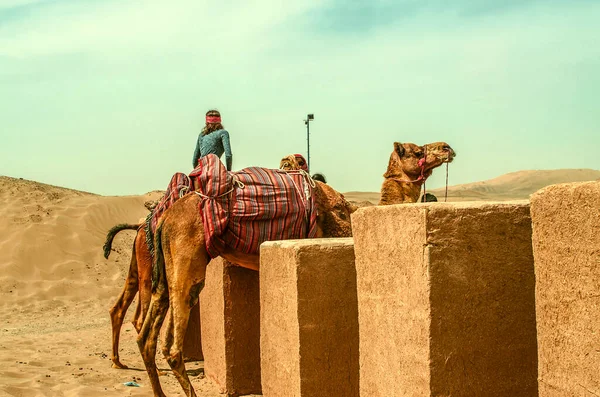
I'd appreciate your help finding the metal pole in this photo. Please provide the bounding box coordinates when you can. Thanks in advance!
[306,120,310,173]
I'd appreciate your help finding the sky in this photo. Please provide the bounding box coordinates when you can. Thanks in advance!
[1,0,599,195]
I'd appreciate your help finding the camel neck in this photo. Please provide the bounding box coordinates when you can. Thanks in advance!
[379,175,423,205]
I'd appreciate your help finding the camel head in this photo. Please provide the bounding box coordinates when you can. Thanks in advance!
[280,154,308,171]
[379,141,455,205]
[383,141,455,180]
[314,181,357,237]
[280,155,299,170]
[423,141,456,172]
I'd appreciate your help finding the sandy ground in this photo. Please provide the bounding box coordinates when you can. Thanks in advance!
[1,168,598,396]
[0,176,221,396]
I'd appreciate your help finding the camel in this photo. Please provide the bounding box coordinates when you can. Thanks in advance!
[379,141,455,205]
[136,173,356,397]
[103,222,152,369]
[105,154,352,371]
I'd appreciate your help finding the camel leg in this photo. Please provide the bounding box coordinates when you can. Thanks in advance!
[133,229,153,333]
[135,271,152,331]
[160,200,208,397]
[164,281,205,397]
[139,192,210,396]
[136,283,169,397]
[132,299,142,333]
[161,309,174,363]
[109,241,139,369]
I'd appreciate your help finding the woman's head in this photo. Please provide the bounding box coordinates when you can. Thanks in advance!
[202,109,224,135]
[312,173,327,183]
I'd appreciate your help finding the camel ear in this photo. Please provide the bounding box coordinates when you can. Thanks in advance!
[393,142,405,157]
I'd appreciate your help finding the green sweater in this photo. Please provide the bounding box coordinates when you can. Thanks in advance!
[192,129,233,171]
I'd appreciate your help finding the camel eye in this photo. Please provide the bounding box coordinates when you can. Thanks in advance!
[414,151,423,158]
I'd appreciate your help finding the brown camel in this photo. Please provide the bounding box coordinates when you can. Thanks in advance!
[105,154,352,371]
[379,141,455,205]
[104,155,299,369]
[137,179,356,397]
[103,223,152,369]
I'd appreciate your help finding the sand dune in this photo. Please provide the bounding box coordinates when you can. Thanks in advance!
[1,168,598,396]
[0,176,218,396]
[430,168,600,201]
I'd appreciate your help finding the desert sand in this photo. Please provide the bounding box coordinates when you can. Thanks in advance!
[0,177,219,396]
[1,169,598,396]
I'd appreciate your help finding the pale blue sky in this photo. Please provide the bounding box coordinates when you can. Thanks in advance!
[1,0,598,195]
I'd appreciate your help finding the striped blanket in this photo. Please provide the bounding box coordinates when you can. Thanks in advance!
[190,154,318,258]
[145,172,192,255]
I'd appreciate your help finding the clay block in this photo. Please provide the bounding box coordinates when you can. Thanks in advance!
[260,238,358,397]
[199,257,261,396]
[352,202,538,397]
[531,182,600,396]
[183,302,203,361]
[159,303,202,361]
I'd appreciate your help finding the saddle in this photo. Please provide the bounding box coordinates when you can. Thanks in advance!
[147,154,317,258]
[190,154,317,257]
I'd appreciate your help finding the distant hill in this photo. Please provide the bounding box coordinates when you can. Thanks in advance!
[343,169,600,203]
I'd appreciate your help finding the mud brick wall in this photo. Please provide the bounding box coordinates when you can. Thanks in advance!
[531,182,600,396]
[199,257,261,396]
[352,202,538,397]
[260,238,359,397]
[183,302,203,361]
[159,303,202,362]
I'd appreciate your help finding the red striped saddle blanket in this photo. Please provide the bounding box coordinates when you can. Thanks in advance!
[189,154,318,257]
[145,172,192,255]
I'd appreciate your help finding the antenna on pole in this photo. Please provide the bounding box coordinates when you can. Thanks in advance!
[304,113,314,173]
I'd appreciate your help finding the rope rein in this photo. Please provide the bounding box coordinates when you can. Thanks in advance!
[445,162,449,202]
[422,145,427,202]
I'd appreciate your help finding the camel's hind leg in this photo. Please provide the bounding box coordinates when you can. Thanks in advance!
[164,280,205,397]
[161,195,209,397]
[109,240,139,369]
[132,230,153,333]
[161,309,174,360]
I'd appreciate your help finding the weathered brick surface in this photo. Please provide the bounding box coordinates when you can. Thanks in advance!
[199,257,261,396]
[159,304,202,361]
[260,238,358,397]
[183,302,203,361]
[352,202,538,397]
[531,182,600,396]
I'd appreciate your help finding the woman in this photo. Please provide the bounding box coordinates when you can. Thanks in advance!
[192,109,233,171]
